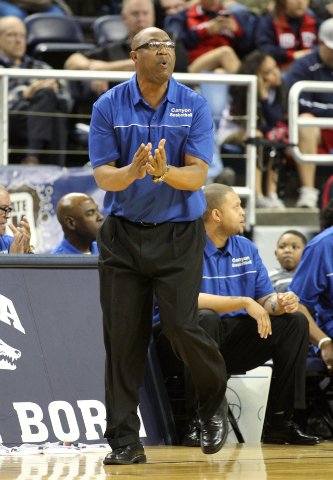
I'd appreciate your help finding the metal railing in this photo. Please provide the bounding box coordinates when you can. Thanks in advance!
[288,80,333,164]
[0,69,258,229]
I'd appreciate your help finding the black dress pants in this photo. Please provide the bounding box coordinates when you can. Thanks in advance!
[184,309,309,418]
[97,215,227,449]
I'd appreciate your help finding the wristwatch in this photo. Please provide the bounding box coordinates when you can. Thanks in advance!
[151,164,170,183]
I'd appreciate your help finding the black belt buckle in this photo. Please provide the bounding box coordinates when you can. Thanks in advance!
[140,222,157,227]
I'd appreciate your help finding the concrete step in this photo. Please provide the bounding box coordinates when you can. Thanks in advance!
[254,207,320,228]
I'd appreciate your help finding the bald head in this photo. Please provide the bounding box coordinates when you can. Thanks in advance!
[56,193,92,226]
[0,15,26,64]
[131,27,168,50]
[202,184,233,223]
[56,193,104,251]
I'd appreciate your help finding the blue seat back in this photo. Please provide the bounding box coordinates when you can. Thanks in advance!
[93,15,128,45]
[24,14,85,54]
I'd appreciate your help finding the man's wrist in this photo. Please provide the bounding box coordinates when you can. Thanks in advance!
[318,337,332,349]
[152,164,170,183]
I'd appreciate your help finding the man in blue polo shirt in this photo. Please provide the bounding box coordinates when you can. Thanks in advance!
[50,193,103,254]
[179,184,320,446]
[89,27,227,464]
[289,226,333,373]
[0,184,33,254]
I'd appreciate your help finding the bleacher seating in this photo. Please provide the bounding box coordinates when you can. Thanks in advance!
[93,15,128,45]
[24,14,95,69]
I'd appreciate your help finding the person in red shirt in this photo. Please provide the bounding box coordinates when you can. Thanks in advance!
[256,0,321,70]
[166,0,244,72]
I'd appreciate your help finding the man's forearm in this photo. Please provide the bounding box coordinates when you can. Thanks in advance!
[103,59,136,71]
[261,293,285,315]
[93,163,136,191]
[298,303,328,346]
[64,53,90,70]
[163,164,208,191]
[198,293,251,313]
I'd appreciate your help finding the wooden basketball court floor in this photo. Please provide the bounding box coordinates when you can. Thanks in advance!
[1,442,333,480]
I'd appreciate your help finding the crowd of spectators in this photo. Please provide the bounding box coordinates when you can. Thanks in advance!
[1,0,333,189]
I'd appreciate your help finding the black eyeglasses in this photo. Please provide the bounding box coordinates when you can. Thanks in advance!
[134,41,176,51]
[0,206,13,216]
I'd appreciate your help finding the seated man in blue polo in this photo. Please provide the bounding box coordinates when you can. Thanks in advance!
[155,183,321,446]
[0,184,33,254]
[289,217,333,374]
[50,193,103,254]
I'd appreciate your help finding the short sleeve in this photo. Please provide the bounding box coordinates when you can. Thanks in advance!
[289,243,327,308]
[89,97,120,168]
[184,101,214,165]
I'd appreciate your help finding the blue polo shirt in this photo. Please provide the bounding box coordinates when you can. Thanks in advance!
[50,236,99,254]
[89,74,214,223]
[202,235,275,318]
[0,234,13,254]
[289,226,333,339]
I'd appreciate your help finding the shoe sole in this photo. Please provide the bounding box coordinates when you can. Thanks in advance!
[182,440,201,447]
[103,454,147,465]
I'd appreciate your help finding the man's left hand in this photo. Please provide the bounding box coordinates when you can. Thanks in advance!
[277,291,299,313]
[147,139,168,177]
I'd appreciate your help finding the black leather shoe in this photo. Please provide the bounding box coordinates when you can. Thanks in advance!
[263,420,323,445]
[200,396,228,454]
[182,418,200,447]
[103,443,147,465]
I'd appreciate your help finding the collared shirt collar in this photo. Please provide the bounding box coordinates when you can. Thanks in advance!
[204,235,234,258]
[0,53,31,67]
[129,73,177,107]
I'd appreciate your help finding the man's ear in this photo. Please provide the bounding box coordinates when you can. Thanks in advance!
[64,215,75,231]
[212,208,220,222]
[274,249,278,259]
[130,51,137,63]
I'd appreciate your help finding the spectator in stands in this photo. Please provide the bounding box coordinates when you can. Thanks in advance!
[285,18,333,208]
[155,183,321,446]
[50,193,103,254]
[65,0,188,99]
[154,0,187,29]
[0,0,72,18]
[165,0,246,73]
[289,219,333,373]
[223,0,275,16]
[0,16,73,165]
[0,184,34,254]
[216,50,287,207]
[255,0,322,71]
[310,0,333,20]
[269,230,307,293]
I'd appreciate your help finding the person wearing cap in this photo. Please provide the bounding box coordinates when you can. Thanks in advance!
[285,17,333,208]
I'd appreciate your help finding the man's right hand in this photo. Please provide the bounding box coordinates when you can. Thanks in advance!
[22,79,58,98]
[128,143,152,181]
[245,299,272,339]
[320,339,333,375]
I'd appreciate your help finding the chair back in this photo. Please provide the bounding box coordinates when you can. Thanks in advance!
[24,14,85,54]
[93,15,128,45]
